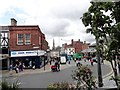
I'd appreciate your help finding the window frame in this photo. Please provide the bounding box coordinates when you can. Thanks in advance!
[25,34,31,45]
[17,34,24,45]
[39,36,41,45]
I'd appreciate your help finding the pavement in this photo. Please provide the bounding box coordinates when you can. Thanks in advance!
[0,60,117,89]
[1,62,72,77]
[97,61,117,89]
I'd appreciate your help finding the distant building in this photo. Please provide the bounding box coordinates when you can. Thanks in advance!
[50,50,60,58]
[63,39,90,55]
[1,18,49,69]
[50,39,60,59]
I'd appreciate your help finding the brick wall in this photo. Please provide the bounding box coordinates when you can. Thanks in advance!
[65,39,89,53]
[9,26,48,51]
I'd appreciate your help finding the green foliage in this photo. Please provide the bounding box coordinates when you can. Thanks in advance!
[82,0,120,88]
[1,80,20,90]
[72,65,97,90]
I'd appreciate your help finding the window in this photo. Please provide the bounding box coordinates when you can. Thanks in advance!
[39,36,41,45]
[25,34,31,45]
[17,34,23,45]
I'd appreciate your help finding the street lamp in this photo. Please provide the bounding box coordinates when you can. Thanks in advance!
[43,52,47,71]
[47,49,50,63]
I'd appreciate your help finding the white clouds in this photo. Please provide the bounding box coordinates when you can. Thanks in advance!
[0,0,95,48]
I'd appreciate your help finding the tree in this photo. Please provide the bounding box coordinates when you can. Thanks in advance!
[82,0,120,89]
[82,1,106,87]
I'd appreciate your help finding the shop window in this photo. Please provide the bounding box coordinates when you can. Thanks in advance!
[17,34,23,45]
[25,34,31,45]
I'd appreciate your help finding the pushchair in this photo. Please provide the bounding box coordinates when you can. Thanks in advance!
[51,65,57,72]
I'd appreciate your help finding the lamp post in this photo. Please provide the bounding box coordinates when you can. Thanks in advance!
[47,49,50,64]
[42,54,46,71]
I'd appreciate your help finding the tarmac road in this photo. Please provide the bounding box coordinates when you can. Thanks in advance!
[3,60,112,88]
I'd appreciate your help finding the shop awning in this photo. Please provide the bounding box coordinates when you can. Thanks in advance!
[73,53,82,58]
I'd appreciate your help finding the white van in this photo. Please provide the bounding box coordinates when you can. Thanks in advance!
[60,56,67,64]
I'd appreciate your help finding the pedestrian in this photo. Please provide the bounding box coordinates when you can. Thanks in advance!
[19,62,23,72]
[49,59,52,65]
[9,64,13,71]
[58,60,60,71]
[74,58,76,62]
[9,64,13,75]
[29,61,32,68]
[55,60,58,71]
[14,64,19,73]
[68,60,70,64]
[90,59,93,66]
[23,63,25,69]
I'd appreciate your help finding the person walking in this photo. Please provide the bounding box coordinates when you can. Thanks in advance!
[14,64,19,73]
[57,60,60,71]
[49,59,52,65]
[90,59,93,66]
[9,64,13,75]
[55,60,58,71]
[19,62,23,72]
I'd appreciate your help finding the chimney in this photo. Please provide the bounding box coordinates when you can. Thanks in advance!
[78,39,80,42]
[11,18,17,26]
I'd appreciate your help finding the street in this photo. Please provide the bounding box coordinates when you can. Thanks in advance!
[3,60,112,88]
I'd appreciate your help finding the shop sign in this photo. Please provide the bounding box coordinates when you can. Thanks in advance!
[37,50,46,56]
[11,50,38,57]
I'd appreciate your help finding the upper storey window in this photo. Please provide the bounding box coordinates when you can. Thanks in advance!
[17,34,23,45]
[25,34,31,45]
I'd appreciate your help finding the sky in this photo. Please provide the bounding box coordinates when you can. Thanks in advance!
[0,0,96,49]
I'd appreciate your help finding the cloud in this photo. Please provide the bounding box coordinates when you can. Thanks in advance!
[84,34,96,43]
[46,19,70,37]
[0,0,94,48]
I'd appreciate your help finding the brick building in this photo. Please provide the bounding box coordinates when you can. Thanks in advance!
[1,18,49,69]
[63,39,90,55]
[9,25,48,51]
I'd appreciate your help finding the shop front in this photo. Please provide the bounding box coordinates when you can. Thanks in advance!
[10,50,46,69]
[0,54,10,70]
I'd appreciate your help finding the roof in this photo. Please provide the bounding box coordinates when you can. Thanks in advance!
[9,25,40,30]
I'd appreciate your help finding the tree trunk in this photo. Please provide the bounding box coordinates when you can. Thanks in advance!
[96,37,103,87]
[113,52,119,87]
